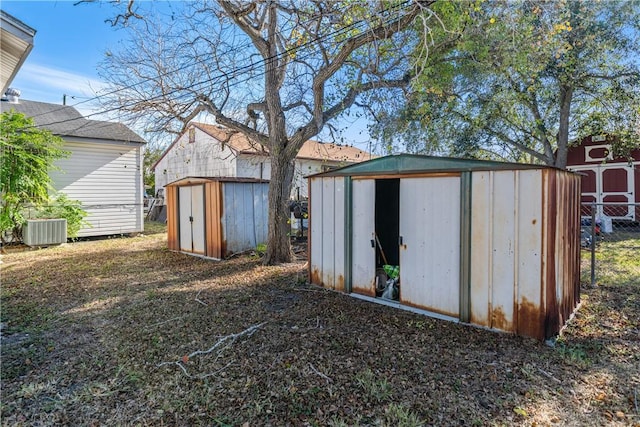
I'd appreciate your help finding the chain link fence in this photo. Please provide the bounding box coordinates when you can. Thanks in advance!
[580,202,640,286]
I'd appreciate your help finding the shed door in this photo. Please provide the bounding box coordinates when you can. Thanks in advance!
[351,179,376,296]
[178,185,206,254]
[600,165,635,220]
[571,164,636,221]
[179,186,193,252]
[191,185,206,254]
[399,176,460,317]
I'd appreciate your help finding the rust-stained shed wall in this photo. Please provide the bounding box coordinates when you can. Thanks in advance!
[308,155,581,341]
[167,177,268,259]
[469,169,581,340]
[309,177,346,291]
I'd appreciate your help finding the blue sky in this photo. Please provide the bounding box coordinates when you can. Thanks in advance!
[3,1,373,149]
[3,1,127,109]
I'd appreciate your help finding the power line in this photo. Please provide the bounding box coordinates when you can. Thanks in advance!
[20,1,367,121]
[24,1,415,132]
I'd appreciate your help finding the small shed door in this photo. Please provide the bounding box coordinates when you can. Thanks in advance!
[191,185,206,254]
[399,176,460,317]
[351,179,376,296]
[179,186,193,252]
[178,185,206,254]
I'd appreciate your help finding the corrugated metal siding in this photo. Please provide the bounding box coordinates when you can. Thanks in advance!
[307,156,581,341]
[205,181,223,259]
[166,186,179,251]
[350,179,376,295]
[49,140,143,237]
[179,186,193,251]
[309,177,346,291]
[399,176,460,317]
[544,170,581,339]
[515,170,545,339]
[220,182,268,256]
[469,170,545,338]
[310,178,322,286]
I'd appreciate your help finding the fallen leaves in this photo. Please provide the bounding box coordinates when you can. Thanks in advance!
[1,230,638,426]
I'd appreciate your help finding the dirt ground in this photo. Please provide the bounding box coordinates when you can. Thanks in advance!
[1,227,638,426]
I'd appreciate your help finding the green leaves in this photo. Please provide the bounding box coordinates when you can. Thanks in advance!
[0,111,70,243]
[379,0,640,167]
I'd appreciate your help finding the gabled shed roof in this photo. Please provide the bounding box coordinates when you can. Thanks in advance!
[309,153,560,177]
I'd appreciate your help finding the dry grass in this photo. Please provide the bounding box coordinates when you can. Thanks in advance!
[1,224,638,426]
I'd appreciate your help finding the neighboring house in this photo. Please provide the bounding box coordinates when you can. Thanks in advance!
[566,135,640,222]
[0,11,35,95]
[153,122,371,203]
[1,96,147,237]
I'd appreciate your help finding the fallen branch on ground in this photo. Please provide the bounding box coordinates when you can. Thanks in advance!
[537,367,562,384]
[309,363,332,382]
[194,289,208,306]
[157,322,267,379]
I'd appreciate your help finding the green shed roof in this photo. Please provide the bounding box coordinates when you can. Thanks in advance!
[309,154,558,177]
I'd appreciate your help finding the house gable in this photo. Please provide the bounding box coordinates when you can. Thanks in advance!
[154,125,239,191]
[154,122,371,199]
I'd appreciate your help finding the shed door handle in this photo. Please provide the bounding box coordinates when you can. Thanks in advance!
[371,239,375,248]
[399,236,403,245]
[189,216,194,222]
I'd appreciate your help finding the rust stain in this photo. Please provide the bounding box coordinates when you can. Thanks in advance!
[400,299,459,319]
[336,275,345,292]
[353,278,376,297]
[326,274,334,290]
[310,268,322,286]
[221,239,227,259]
[491,306,511,332]
[517,298,544,340]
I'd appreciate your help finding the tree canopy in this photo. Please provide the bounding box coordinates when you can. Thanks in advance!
[96,0,441,263]
[372,0,640,168]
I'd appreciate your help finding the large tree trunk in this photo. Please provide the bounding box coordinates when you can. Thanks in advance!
[555,85,574,169]
[263,146,296,264]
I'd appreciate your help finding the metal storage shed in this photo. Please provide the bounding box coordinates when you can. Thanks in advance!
[166,177,268,259]
[308,154,581,341]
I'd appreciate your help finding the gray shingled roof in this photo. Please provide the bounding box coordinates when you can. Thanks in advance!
[0,99,146,143]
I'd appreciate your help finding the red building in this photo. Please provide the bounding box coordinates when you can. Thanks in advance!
[566,135,640,222]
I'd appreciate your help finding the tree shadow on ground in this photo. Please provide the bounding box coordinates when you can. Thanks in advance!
[2,234,638,426]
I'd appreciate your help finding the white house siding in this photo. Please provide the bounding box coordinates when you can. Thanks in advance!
[237,155,339,200]
[155,127,237,192]
[294,159,333,199]
[49,139,144,237]
[236,155,270,181]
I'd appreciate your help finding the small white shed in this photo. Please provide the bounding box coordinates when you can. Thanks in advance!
[166,177,268,259]
[308,154,581,341]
